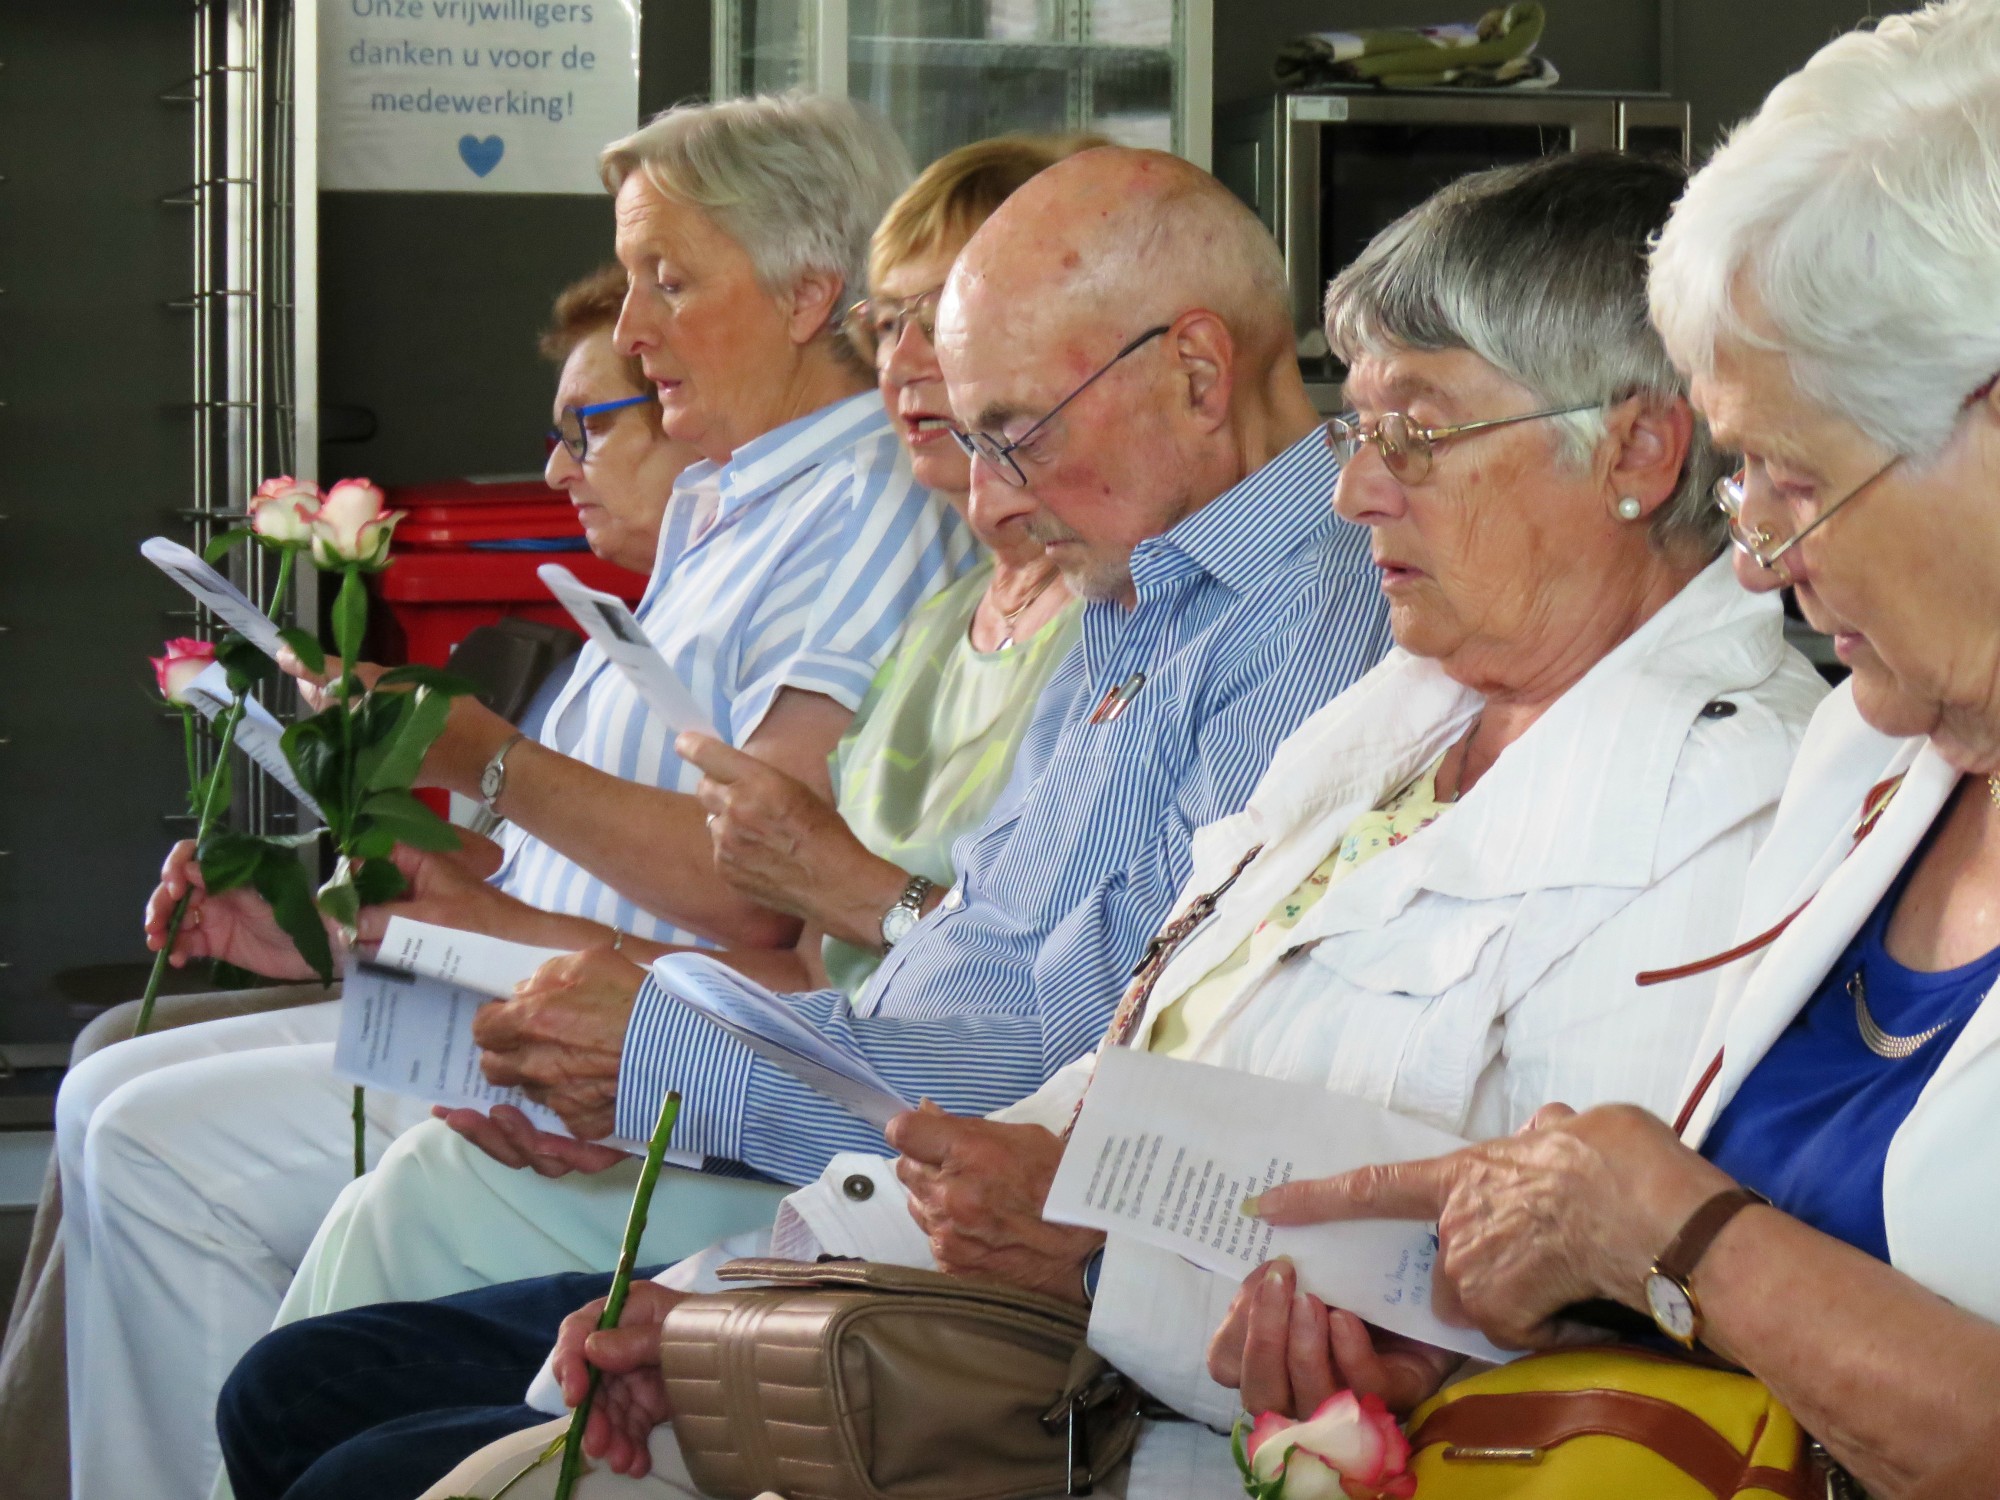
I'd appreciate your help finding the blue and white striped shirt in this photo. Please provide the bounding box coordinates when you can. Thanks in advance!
[617,428,1393,1180]
[498,392,973,945]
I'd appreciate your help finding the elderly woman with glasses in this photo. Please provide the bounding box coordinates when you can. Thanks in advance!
[1232,5,2000,1494]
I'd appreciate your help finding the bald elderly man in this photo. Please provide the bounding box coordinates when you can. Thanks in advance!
[215,146,1390,1500]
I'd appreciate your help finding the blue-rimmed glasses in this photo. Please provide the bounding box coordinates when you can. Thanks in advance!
[1324,402,1601,485]
[548,393,654,463]
[951,325,1172,487]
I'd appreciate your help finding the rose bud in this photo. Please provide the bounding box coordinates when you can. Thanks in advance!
[309,478,405,569]
[150,637,218,703]
[1245,1390,1415,1500]
[248,475,322,545]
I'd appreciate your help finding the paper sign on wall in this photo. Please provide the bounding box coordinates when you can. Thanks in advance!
[319,0,641,194]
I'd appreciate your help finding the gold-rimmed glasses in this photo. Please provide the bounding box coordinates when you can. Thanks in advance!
[1713,457,1902,573]
[951,324,1173,487]
[1324,402,1602,485]
[840,288,943,365]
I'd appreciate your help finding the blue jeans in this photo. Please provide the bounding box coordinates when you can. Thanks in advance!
[218,1269,641,1500]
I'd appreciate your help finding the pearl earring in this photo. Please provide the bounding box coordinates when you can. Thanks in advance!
[1616,496,1643,521]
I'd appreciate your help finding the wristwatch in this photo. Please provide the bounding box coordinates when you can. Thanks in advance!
[479,732,528,814]
[879,874,937,950]
[1643,1185,1768,1348]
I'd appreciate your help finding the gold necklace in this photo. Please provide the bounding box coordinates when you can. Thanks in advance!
[990,567,1060,652]
[1989,773,2000,809]
[1848,970,1954,1060]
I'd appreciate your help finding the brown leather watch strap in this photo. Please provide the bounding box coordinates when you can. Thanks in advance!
[1657,1187,1769,1286]
[1407,1389,1817,1499]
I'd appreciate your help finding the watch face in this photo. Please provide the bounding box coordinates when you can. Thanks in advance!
[1644,1271,1698,1346]
[480,762,504,802]
[881,903,918,947]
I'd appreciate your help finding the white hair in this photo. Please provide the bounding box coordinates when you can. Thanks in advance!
[1649,0,2000,459]
[601,92,914,319]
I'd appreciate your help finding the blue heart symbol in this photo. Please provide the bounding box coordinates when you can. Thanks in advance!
[458,135,504,177]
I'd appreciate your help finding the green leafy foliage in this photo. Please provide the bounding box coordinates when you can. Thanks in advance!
[375,663,478,698]
[362,688,452,794]
[351,855,409,907]
[214,632,278,694]
[361,789,462,852]
[202,526,255,564]
[197,827,334,981]
[278,626,326,676]
[316,862,361,934]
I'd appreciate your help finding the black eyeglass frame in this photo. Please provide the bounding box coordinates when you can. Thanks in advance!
[951,324,1174,487]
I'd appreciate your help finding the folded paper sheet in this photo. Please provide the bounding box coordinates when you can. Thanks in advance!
[538,563,717,740]
[142,537,290,660]
[1044,1047,1512,1362]
[332,918,687,1161]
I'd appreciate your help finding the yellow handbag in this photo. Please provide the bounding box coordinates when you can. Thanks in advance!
[1402,1346,1823,1498]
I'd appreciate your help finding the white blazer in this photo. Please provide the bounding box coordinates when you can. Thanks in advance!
[767,560,1825,1500]
[1679,685,2000,1324]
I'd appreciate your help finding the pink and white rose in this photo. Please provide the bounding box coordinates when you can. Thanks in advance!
[1244,1392,1416,1500]
[309,477,404,569]
[248,475,322,544]
[150,637,217,703]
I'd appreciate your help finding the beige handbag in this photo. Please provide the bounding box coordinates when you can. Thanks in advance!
[659,1258,1143,1500]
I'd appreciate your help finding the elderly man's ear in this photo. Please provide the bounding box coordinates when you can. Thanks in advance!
[1168,310,1236,432]
[1601,393,1697,520]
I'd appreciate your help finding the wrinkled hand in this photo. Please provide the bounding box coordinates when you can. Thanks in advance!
[1249,1104,1732,1350]
[888,1108,1103,1303]
[432,1103,630,1178]
[550,1281,689,1479]
[142,839,325,980]
[1207,1258,1461,1417]
[472,947,645,1140]
[351,843,534,951]
[679,732,886,927]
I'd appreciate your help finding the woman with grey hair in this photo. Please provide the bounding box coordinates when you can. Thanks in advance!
[1234,5,2000,1494]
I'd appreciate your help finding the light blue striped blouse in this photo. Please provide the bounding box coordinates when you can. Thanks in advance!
[496,391,974,946]
[617,428,1393,1181]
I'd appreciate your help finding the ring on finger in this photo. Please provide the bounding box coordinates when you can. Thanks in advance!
[705,813,718,829]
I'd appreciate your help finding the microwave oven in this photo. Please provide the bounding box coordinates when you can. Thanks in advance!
[1217,90,1691,363]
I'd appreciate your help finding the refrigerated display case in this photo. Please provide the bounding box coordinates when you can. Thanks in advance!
[713,0,1212,169]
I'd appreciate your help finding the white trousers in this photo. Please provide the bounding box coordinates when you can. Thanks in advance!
[418,1416,1134,1500]
[58,1000,432,1500]
[276,1116,792,1324]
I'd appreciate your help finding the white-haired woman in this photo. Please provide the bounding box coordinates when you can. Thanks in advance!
[1237,5,2000,1494]
[52,93,972,1500]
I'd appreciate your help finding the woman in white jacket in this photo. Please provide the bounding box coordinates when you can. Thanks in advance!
[1232,6,2000,1497]
[411,149,1826,1499]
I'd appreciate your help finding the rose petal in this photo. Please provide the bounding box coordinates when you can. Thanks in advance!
[1246,1411,1298,1466]
[1280,1451,1350,1500]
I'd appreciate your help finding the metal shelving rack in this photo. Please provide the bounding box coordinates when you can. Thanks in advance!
[166,0,317,838]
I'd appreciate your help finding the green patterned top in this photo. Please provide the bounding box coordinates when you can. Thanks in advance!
[822,563,1082,997]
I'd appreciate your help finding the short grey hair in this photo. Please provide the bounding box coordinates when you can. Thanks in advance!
[601,92,914,321]
[1327,151,1727,558]
[1650,0,2000,461]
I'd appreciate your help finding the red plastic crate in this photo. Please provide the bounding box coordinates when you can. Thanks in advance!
[373,548,647,669]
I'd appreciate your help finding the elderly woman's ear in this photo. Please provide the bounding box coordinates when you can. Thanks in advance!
[1599,393,1696,523]
[783,267,851,347]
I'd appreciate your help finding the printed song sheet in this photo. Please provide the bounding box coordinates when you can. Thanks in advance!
[1044,1047,1511,1362]
[650,954,913,1130]
[177,662,321,819]
[141,538,289,660]
[332,919,686,1162]
[537,564,716,739]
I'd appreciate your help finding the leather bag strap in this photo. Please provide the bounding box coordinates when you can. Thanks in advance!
[1408,1390,1818,1500]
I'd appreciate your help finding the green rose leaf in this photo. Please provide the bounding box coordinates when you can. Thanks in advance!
[254,845,335,983]
[351,855,409,908]
[316,864,361,933]
[215,633,278,691]
[361,687,451,794]
[359,788,463,852]
[374,664,479,698]
[281,714,350,826]
[202,526,256,564]
[195,827,268,893]
[278,626,326,677]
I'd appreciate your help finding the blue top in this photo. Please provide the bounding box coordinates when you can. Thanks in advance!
[616,428,1394,1181]
[495,391,974,947]
[1705,826,2000,1261]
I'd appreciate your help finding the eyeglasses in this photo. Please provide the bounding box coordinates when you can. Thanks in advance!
[1718,374,1998,573]
[1324,402,1601,485]
[548,393,654,463]
[841,289,943,365]
[1713,458,1901,573]
[952,325,1173,487]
